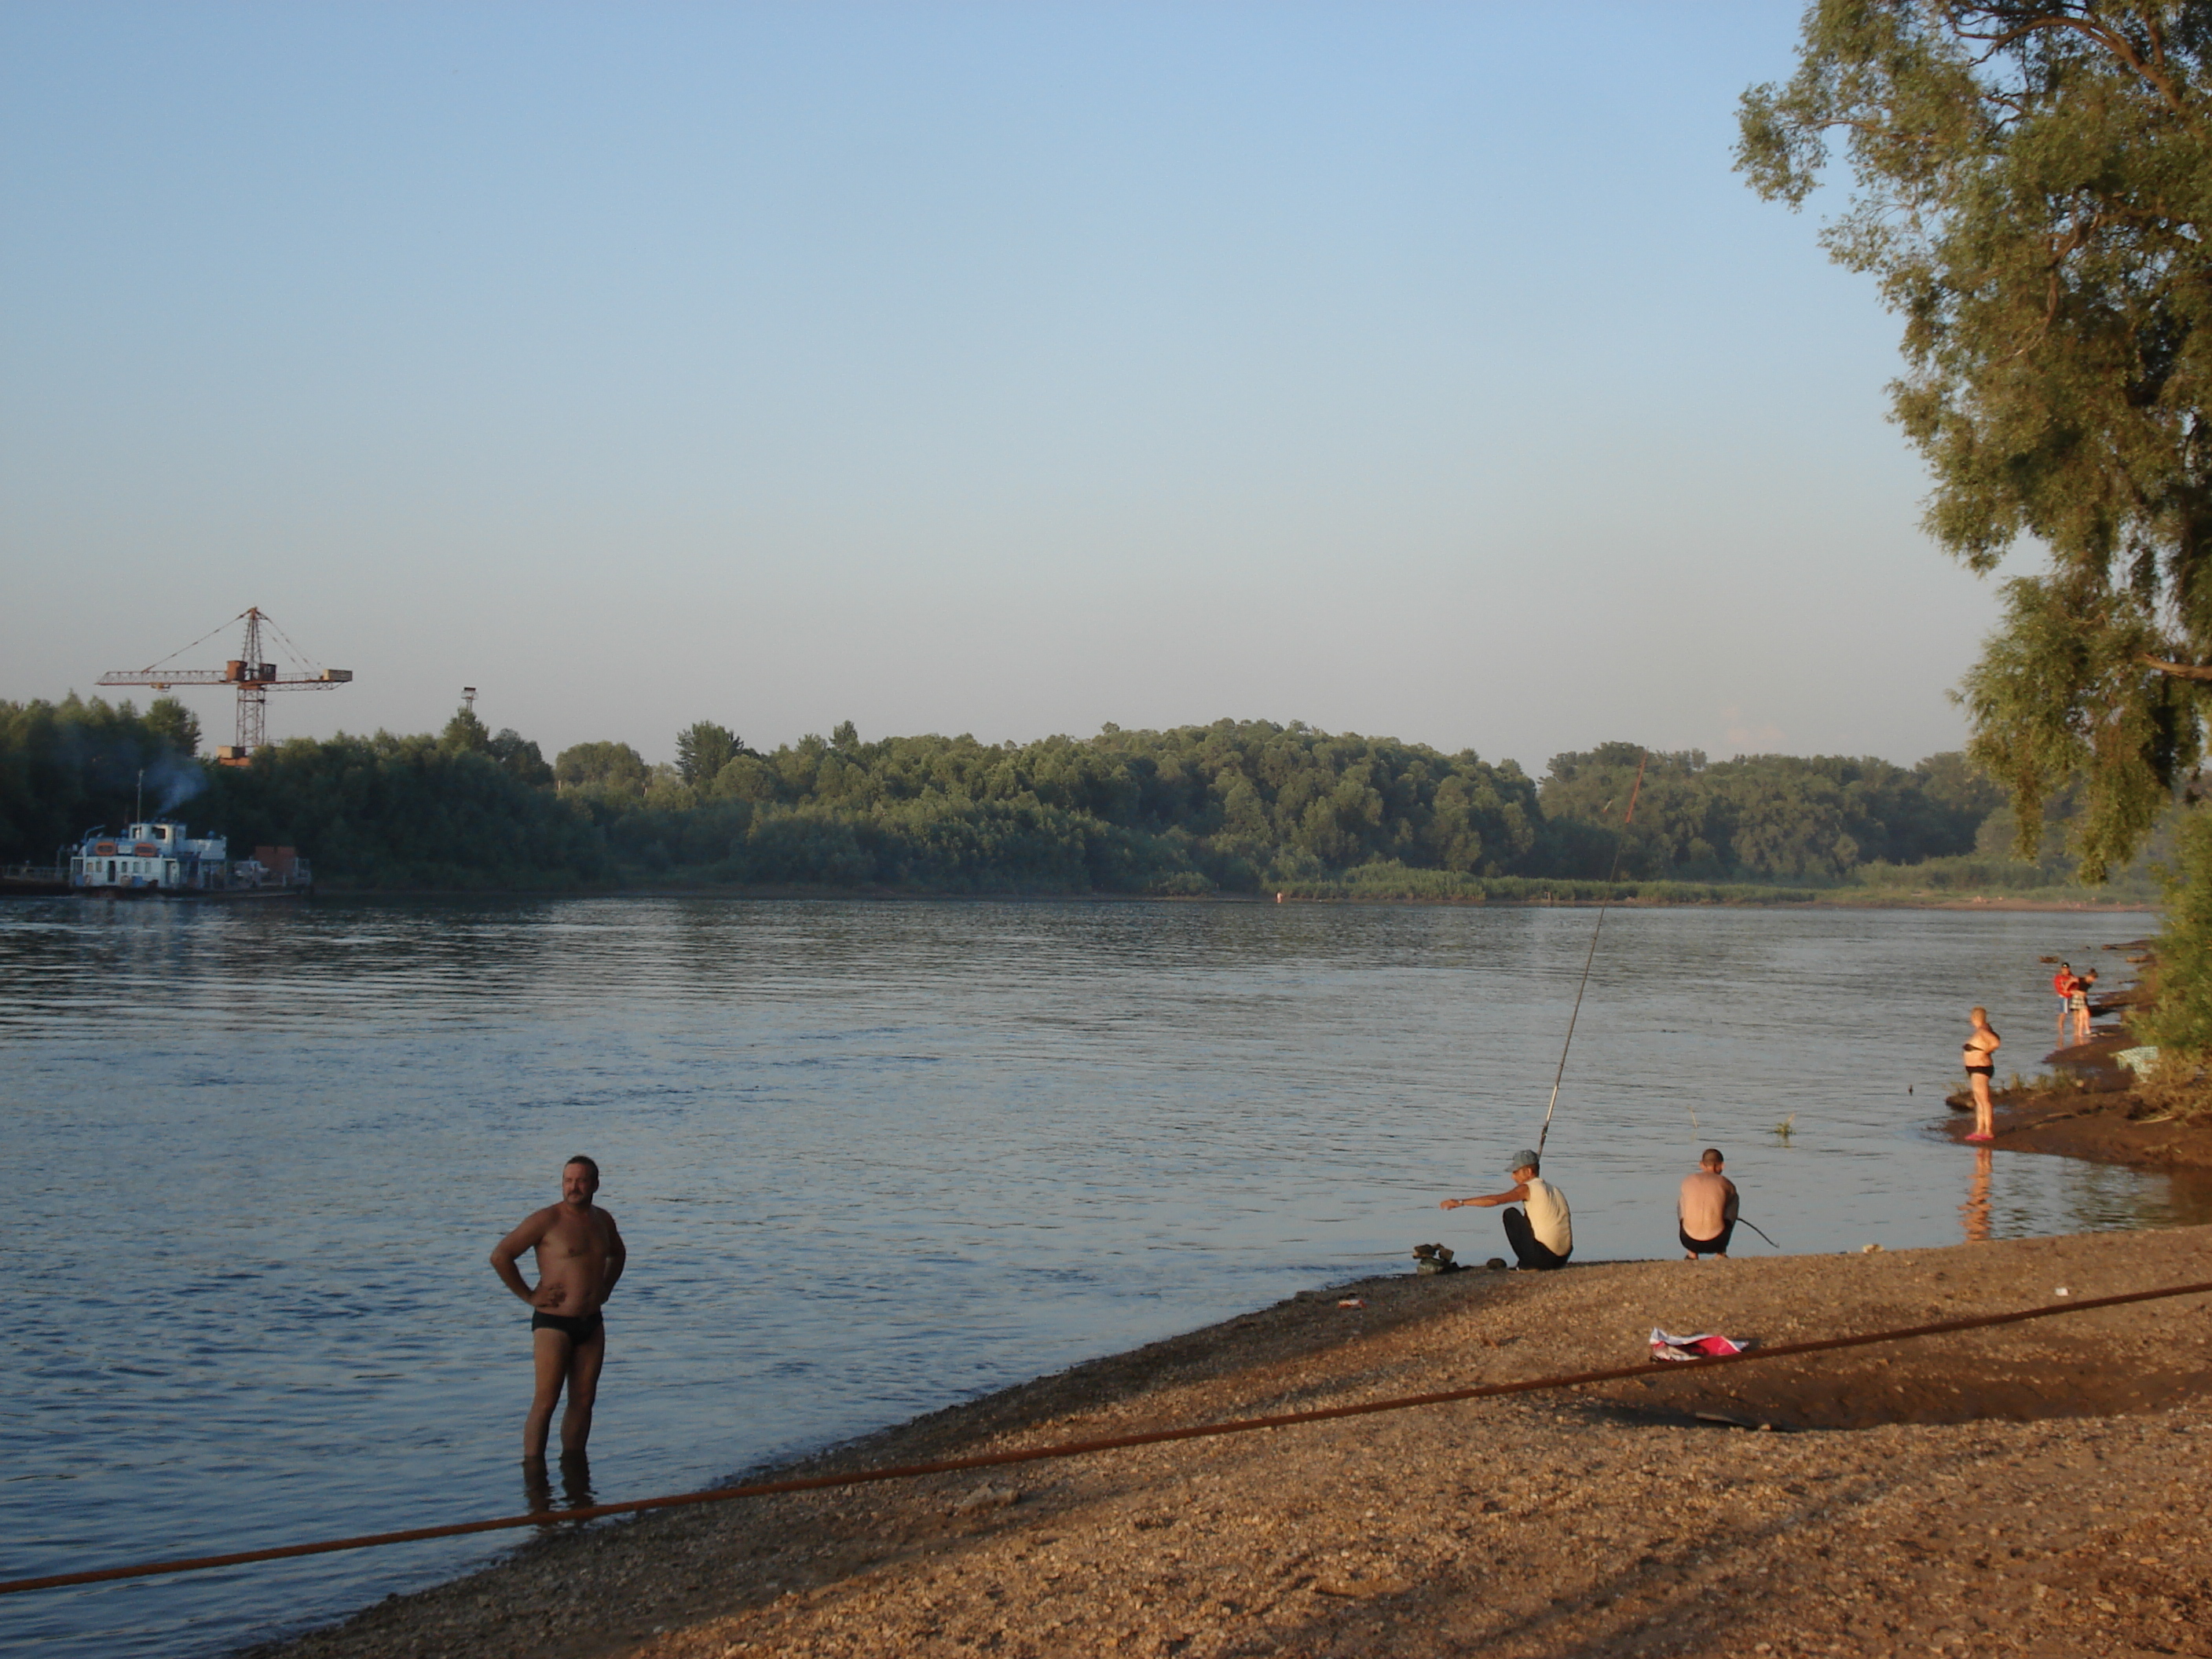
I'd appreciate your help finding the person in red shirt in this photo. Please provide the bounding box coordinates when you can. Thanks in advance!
[2052,963,2078,1039]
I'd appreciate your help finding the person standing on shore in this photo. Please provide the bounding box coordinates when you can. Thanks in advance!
[1961,1009,2000,1144]
[2052,962,2077,1038]
[1678,1148,1738,1260]
[491,1155,626,1463]
[1441,1150,1573,1270]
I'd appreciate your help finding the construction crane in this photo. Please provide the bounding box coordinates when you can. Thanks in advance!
[98,607,353,764]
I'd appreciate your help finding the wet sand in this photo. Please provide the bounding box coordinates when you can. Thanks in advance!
[1942,1079,2212,1174]
[247,1223,2212,1659]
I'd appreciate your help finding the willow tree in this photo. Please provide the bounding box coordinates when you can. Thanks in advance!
[1740,3,2212,901]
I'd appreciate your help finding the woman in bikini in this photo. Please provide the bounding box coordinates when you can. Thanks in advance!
[2069,969,2097,1046]
[1961,1006,2000,1143]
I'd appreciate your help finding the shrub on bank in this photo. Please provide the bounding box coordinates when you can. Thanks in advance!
[2138,807,2212,1071]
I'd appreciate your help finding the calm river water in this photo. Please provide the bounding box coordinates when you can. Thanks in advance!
[2,896,2201,1656]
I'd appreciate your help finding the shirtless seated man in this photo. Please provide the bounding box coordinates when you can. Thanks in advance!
[491,1155,626,1462]
[1678,1147,1739,1260]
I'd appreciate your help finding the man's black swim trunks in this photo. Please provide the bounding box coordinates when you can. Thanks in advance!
[1680,1221,1735,1257]
[531,1310,604,1342]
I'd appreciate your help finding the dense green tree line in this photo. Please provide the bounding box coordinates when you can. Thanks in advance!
[1536,744,2004,881]
[207,714,605,889]
[0,697,601,889]
[0,698,2073,895]
[562,720,1548,890]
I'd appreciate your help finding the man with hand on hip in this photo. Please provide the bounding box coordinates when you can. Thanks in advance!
[491,1155,626,1463]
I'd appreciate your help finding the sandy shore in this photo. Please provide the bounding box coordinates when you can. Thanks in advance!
[247,1222,2212,1659]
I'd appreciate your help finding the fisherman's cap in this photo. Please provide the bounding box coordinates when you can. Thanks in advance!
[1507,1148,1541,1172]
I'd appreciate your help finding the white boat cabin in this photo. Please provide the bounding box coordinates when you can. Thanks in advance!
[68,820,306,893]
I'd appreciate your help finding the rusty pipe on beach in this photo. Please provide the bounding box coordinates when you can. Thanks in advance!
[5,1274,2209,1599]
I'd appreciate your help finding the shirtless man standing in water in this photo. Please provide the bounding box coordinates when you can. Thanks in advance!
[491,1156,626,1462]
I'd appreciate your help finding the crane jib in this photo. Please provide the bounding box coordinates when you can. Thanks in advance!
[92,606,352,762]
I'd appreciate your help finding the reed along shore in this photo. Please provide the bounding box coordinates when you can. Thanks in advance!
[247,1222,2212,1659]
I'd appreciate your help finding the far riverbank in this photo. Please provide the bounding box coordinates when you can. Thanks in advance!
[110,880,2157,912]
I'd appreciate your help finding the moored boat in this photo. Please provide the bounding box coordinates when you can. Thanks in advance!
[68,820,311,899]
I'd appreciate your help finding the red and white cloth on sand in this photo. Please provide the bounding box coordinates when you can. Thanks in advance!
[1649,1328,1745,1362]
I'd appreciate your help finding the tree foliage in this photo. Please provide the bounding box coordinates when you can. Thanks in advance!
[674,721,742,786]
[1739,2,2212,878]
[1540,744,2005,881]
[554,740,650,794]
[2137,803,2212,1053]
[0,696,208,862]
[217,733,610,890]
[145,696,202,758]
[440,705,493,754]
[489,728,554,786]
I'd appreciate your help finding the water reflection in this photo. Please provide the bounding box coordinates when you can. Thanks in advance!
[522,1453,595,1526]
[1961,1145,1993,1243]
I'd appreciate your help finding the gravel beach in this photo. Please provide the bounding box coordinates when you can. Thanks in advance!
[244,1221,2212,1659]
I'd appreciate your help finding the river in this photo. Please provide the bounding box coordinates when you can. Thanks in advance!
[0,895,2196,1656]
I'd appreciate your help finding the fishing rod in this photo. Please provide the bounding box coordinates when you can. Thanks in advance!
[1535,751,1646,1158]
[1736,1219,1782,1251]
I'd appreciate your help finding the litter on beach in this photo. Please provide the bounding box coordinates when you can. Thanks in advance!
[1337,1297,1367,1309]
[1650,1328,1746,1362]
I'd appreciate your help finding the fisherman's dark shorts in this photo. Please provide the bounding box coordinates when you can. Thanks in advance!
[1502,1207,1570,1271]
[1680,1221,1735,1257]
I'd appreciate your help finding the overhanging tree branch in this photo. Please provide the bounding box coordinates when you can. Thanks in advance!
[2143,656,2212,683]
[1960,7,2203,130]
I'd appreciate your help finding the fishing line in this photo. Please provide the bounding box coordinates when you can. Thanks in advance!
[1536,752,1647,1158]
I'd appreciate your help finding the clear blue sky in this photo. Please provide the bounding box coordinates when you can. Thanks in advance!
[2,3,2008,771]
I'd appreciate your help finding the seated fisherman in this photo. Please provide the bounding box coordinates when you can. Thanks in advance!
[1441,1149,1572,1270]
[1678,1147,1738,1261]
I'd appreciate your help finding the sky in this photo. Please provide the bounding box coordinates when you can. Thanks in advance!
[0,2,2022,774]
